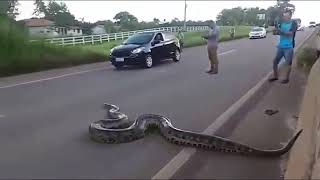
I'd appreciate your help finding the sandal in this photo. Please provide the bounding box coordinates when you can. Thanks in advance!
[268,77,278,82]
[281,79,289,84]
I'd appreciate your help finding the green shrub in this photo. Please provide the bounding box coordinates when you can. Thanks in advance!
[297,47,319,73]
[0,16,104,77]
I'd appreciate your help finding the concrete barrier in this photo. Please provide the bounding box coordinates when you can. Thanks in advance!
[285,28,320,179]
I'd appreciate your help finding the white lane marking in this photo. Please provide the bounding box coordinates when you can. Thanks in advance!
[0,67,111,89]
[218,49,236,56]
[152,31,314,180]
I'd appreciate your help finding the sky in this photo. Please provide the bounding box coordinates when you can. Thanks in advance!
[16,1,320,26]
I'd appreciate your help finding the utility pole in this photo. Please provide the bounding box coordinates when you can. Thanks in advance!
[183,0,187,31]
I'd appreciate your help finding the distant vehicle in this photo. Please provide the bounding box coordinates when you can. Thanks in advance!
[297,26,305,31]
[109,31,181,69]
[309,21,317,28]
[293,18,302,30]
[249,27,267,39]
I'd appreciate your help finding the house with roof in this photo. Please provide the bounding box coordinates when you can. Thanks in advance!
[19,18,83,38]
[19,18,58,37]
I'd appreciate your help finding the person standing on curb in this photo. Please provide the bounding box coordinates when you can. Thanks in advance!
[202,21,220,74]
[230,27,235,39]
[269,9,297,84]
[177,30,184,51]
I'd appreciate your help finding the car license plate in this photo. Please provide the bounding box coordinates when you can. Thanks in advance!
[116,58,124,62]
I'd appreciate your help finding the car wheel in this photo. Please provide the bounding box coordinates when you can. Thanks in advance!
[144,55,153,68]
[172,49,181,62]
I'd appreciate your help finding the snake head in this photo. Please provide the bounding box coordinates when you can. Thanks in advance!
[103,103,120,111]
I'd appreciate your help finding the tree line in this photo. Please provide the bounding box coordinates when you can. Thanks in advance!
[1,0,295,35]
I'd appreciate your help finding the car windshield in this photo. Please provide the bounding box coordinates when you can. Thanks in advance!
[123,33,154,45]
[251,28,263,32]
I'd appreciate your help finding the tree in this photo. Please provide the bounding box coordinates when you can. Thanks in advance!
[33,0,47,17]
[113,11,138,25]
[103,20,117,33]
[113,11,138,31]
[0,0,19,18]
[44,1,76,27]
[216,7,245,26]
[153,18,160,25]
[171,17,181,26]
[266,6,278,26]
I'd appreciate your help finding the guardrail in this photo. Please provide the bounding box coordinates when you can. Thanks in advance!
[31,26,209,46]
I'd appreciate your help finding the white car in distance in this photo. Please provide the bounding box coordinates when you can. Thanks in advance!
[249,27,267,39]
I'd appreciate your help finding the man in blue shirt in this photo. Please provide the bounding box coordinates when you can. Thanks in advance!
[269,10,297,84]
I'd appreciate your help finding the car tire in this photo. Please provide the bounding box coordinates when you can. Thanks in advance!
[172,49,181,62]
[144,54,153,68]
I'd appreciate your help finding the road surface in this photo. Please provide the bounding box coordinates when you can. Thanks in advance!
[0,29,312,178]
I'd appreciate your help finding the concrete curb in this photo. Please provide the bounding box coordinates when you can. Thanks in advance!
[152,30,316,180]
[284,28,320,180]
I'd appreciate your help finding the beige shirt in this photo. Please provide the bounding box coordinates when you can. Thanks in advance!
[207,26,220,48]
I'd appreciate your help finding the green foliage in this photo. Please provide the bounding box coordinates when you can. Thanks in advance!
[33,0,47,17]
[217,7,246,26]
[216,1,295,27]
[0,0,18,18]
[297,47,319,73]
[45,1,75,27]
[0,16,103,77]
[32,0,76,27]
[182,26,252,48]
[113,11,139,31]
[103,20,117,33]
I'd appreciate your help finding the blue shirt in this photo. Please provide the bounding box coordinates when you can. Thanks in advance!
[278,20,295,49]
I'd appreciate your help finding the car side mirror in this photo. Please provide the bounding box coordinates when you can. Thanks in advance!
[152,40,160,46]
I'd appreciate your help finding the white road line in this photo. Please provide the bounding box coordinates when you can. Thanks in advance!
[151,31,314,180]
[218,49,236,56]
[0,49,236,90]
[0,67,110,89]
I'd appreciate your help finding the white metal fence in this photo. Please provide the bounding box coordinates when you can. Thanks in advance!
[30,26,209,46]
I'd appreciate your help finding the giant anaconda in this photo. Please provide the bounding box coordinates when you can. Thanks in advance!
[89,103,303,157]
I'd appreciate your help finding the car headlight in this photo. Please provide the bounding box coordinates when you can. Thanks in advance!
[110,48,115,55]
[132,47,145,54]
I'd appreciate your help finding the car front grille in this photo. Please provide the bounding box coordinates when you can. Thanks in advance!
[112,50,131,57]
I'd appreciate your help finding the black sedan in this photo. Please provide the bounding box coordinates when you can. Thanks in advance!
[109,31,182,69]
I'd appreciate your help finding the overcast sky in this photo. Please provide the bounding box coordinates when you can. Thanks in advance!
[16,1,320,26]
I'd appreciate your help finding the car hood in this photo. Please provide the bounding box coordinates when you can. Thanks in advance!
[113,44,142,52]
[250,31,263,34]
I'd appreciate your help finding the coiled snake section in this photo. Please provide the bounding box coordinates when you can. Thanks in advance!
[89,103,303,157]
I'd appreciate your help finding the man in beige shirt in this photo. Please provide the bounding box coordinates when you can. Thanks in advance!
[202,22,220,74]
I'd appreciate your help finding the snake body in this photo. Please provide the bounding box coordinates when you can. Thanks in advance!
[89,103,302,157]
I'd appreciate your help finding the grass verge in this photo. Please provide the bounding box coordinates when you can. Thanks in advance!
[297,47,319,73]
[0,16,105,77]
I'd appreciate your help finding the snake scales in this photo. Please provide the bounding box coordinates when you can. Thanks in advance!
[89,103,302,157]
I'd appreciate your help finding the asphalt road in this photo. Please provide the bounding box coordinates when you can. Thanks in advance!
[0,29,313,178]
